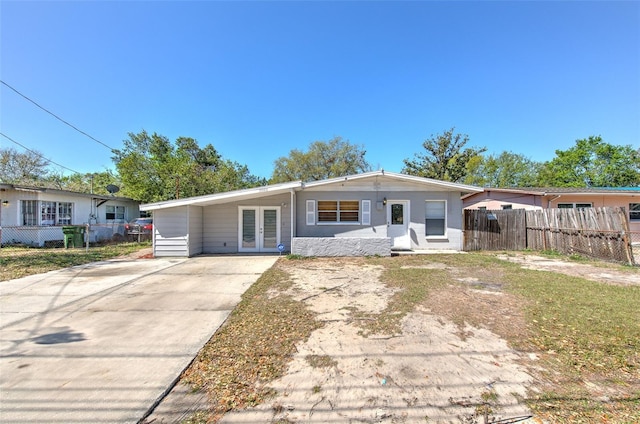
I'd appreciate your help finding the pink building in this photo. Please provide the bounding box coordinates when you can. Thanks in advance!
[462,187,640,235]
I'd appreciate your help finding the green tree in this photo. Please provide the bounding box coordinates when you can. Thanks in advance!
[0,147,50,184]
[465,151,543,187]
[112,130,264,203]
[46,170,120,195]
[270,137,371,183]
[539,136,640,187]
[402,128,486,183]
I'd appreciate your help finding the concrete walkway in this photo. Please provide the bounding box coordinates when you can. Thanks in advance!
[0,255,278,424]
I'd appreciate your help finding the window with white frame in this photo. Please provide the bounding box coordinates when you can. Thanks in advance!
[41,201,57,225]
[425,200,446,237]
[306,200,370,225]
[317,200,359,223]
[502,204,513,210]
[558,203,592,209]
[21,200,37,225]
[630,203,640,221]
[106,205,125,220]
[20,200,73,226]
[57,202,72,225]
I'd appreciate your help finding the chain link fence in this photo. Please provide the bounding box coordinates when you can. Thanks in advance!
[1,223,150,252]
[630,232,640,265]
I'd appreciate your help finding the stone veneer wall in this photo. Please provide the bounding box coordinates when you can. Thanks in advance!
[292,237,391,257]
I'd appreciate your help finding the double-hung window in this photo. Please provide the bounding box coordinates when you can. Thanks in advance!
[425,200,446,237]
[106,205,125,220]
[630,203,640,221]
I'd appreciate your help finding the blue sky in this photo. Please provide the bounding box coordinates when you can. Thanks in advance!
[1,0,639,180]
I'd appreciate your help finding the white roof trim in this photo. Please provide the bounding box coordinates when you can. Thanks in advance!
[302,170,483,192]
[141,181,301,211]
[141,171,483,211]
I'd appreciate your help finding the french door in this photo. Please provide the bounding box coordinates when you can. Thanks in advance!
[238,207,281,252]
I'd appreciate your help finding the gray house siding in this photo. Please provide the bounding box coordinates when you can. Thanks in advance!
[187,205,203,256]
[141,171,480,257]
[202,193,292,254]
[203,202,237,253]
[296,190,464,251]
[154,206,189,257]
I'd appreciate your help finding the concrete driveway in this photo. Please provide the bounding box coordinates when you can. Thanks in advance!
[0,255,278,424]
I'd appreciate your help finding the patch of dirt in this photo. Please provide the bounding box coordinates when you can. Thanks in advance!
[497,253,640,286]
[220,258,538,424]
[120,247,154,260]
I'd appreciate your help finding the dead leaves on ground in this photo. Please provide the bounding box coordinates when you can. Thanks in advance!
[181,264,321,421]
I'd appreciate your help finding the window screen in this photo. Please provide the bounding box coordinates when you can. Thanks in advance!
[425,200,446,236]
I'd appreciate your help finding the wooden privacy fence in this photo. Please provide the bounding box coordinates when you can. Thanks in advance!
[464,207,635,265]
[463,209,527,251]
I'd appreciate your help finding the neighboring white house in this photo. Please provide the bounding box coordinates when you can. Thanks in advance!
[0,184,140,246]
[140,170,482,257]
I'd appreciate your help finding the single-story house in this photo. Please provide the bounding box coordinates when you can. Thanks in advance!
[462,187,640,233]
[0,183,141,246]
[140,170,482,257]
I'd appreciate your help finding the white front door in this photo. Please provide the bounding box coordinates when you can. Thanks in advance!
[387,200,411,250]
[239,207,281,253]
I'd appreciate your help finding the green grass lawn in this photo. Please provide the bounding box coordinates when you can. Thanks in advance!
[0,242,151,281]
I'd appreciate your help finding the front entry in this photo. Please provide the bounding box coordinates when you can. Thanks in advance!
[387,200,411,250]
[238,207,281,253]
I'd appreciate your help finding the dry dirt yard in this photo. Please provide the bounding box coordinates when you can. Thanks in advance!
[218,258,537,424]
[146,252,638,424]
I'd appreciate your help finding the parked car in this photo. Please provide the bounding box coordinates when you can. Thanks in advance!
[125,218,153,241]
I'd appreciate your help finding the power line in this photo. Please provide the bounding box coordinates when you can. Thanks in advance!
[1,80,117,152]
[0,132,83,175]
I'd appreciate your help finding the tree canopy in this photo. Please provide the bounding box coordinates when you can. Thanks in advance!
[465,151,544,187]
[402,128,486,183]
[0,147,50,184]
[112,130,265,203]
[270,137,371,183]
[538,136,640,187]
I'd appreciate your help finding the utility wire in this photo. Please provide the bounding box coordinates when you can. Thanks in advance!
[1,80,117,152]
[0,132,82,175]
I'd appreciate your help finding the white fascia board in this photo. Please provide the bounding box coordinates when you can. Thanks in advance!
[141,181,301,211]
[301,170,483,193]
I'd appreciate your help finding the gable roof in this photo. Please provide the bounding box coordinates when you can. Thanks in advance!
[141,170,483,211]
